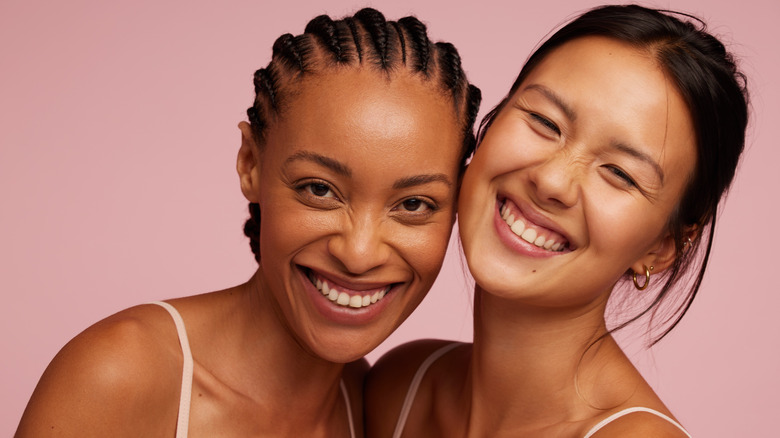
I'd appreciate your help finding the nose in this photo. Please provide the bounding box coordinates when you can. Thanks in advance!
[527,149,580,208]
[327,212,391,275]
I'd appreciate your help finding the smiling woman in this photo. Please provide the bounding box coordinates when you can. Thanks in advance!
[366,5,748,438]
[15,8,480,437]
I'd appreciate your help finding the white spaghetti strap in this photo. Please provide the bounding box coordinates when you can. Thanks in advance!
[339,380,357,438]
[151,301,194,438]
[392,342,461,438]
[582,407,691,438]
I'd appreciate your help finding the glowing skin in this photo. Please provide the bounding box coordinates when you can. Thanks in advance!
[238,67,463,363]
[459,36,697,310]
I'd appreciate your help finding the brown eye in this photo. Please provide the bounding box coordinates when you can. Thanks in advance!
[306,183,334,198]
[401,198,425,212]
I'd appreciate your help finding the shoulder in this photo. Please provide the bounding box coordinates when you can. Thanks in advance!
[586,408,690,438]
[16,303,184,437]
[365,339,465,438]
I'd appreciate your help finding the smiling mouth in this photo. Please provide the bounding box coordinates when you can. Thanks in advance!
[304,269,393,309]
[499,200,569,252]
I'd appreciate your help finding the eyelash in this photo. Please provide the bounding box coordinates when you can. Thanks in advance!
[394,197,437,214]
[530,113,561,135]
[296,180,340,203]
[295,180,439,217]
[604,165,637,188]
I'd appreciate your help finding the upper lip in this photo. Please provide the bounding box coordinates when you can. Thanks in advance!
[301,266,397,292]
[501,195,575,249]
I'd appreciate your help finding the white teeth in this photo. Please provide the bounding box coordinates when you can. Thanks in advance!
[349,295,363,308]
[311,273,390,308]
[510,220,525,236]
[500,202,567,252]
[521,228,537,243]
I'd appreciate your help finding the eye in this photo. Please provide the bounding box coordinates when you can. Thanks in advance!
[530,113,561,135]
[294,179,341,206]
[304,182,335,198]
[604,165,637,188]
[398,198,432,213]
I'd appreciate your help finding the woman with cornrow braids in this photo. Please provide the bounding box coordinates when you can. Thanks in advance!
[17,8,480,437]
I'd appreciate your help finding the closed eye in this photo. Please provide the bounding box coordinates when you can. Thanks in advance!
[530,113,561,135]
[604,165,637,188]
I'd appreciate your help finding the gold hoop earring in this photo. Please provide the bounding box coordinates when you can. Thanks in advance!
[633,265,653,291]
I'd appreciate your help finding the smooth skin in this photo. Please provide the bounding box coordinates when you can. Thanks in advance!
[17,67,464,437]
[367,36,696,438]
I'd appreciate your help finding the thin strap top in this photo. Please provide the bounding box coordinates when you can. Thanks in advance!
[391,342,691,438]
[583,406,691,437]
[151,301,356,438]
[392,342,461,438]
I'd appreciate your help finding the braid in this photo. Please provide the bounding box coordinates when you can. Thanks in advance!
[390,21,407,65]
[354,8,391,69]
[272,33,310,73]
[242,8,481,263]
[305,15,343,63]
[397,16,430,73]
[344,18,363,62]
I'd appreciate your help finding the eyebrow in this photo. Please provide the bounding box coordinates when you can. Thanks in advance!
[284,150,453,189]
[613,142,665,184]
[284,151,352,178]
[392,174,453,190]
[524,84,577,122]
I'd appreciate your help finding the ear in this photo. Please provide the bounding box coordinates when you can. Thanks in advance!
[237,121,261,202]
[630,232,678,277]
[629,225,699,277]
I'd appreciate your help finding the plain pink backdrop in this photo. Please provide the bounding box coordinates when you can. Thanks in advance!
[2,0,777,435]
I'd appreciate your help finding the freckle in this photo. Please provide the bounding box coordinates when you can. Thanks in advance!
[199,393,203,397]
[532,270,537,273]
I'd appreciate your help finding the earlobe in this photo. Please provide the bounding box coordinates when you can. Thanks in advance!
[237,121,261,202]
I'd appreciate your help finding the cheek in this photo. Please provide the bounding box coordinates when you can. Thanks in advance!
[394,221,454,284]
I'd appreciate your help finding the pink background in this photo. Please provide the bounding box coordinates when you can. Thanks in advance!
[2,0,777,435]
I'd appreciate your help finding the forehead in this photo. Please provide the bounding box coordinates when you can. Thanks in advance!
[265,67,463,169]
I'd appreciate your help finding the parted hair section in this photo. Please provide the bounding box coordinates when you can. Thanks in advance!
[243,8,482,263]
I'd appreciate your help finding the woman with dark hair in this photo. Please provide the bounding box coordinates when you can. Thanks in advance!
[16,8,480,437]
[367,5,748,437]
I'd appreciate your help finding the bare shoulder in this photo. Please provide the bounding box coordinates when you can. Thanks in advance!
[365,339,463,438]
[16,303,183,437]
[587,409,690,438]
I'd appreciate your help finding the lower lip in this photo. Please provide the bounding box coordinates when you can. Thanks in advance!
[493,201,560,258]
[298,268,397,326]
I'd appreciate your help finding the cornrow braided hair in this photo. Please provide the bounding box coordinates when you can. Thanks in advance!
[243,8,481,263]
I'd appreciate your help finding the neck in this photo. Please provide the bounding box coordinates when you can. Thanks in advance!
[465,286,627,433]
[213,271,348,429]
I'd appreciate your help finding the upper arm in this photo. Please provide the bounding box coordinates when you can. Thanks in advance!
[16,306,181,437]
[364,339,455,438]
